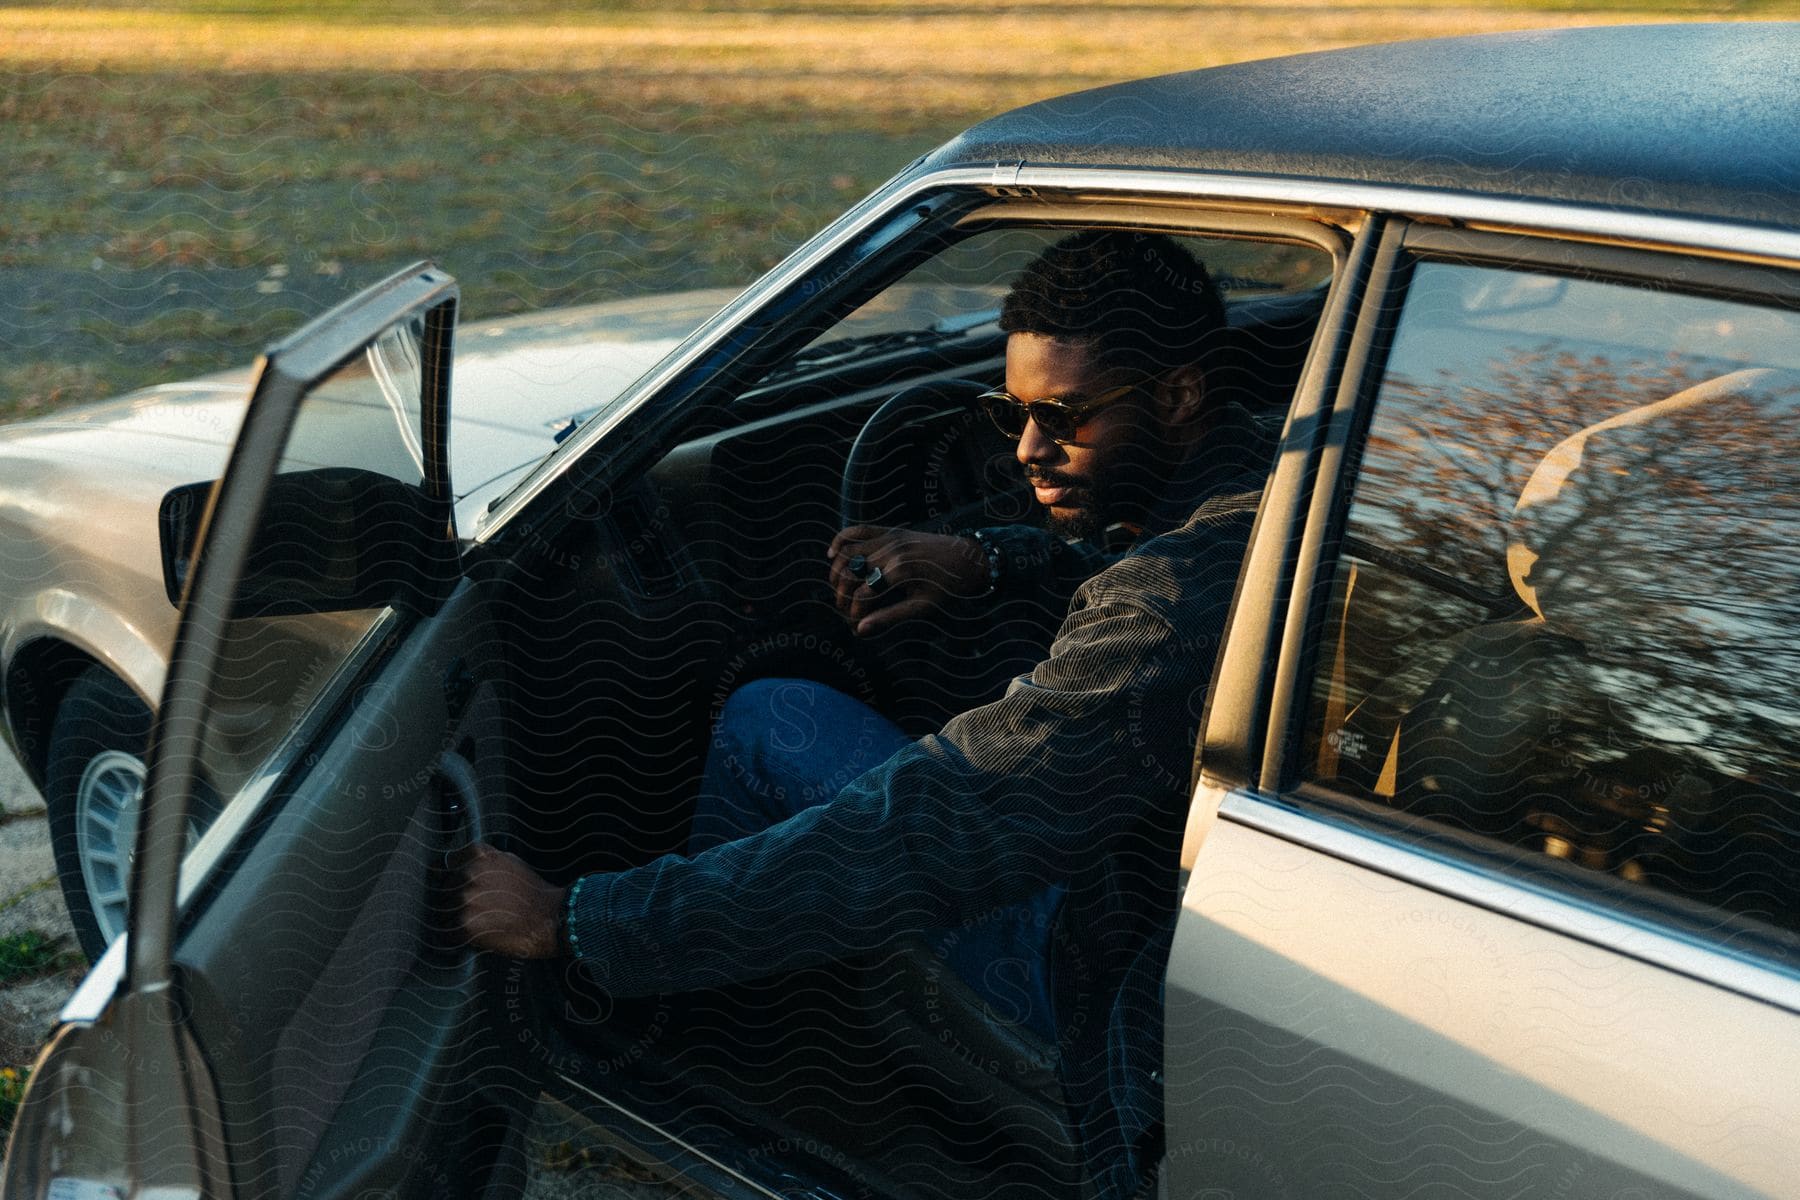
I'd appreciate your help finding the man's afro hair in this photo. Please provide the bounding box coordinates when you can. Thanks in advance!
[998,230,1226,377]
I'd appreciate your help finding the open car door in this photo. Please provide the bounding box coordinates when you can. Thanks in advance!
[4,264,529,1200]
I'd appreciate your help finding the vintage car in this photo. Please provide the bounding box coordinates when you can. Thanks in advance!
[0,288,739,958]
[4,21,1798,1200]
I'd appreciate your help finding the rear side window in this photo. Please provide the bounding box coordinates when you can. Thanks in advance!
[1302,258,1800,945]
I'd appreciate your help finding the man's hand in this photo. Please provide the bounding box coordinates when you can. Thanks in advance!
[827,525,990,636]
[460,842,569,959]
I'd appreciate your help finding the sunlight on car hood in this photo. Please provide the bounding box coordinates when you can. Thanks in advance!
[443,287,739,491]
[0,287,737,516]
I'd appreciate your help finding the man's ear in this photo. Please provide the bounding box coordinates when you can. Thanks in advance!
[1154,363,1208,431]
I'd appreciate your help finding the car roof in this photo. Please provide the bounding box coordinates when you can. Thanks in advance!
[924,23,1800,230]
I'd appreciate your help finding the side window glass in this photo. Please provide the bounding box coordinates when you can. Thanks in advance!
[701,225,1333,623]
[754,227,1334,407]
[1304,260,1800,940]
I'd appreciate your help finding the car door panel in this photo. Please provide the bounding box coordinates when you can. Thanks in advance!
[4,265,525,1200]
[174,580,509,1199]
[1167,808,1800,1199]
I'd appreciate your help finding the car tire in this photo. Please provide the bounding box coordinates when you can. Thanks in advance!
[45,666,152,962]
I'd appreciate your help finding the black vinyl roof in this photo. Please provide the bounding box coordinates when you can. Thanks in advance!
[924,23,1800,231]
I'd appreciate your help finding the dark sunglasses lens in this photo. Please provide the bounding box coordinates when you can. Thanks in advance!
[982,393,1028,438]
[1030,405,1077,443]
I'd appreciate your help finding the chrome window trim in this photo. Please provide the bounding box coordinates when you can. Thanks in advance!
[1216,788,1800,1016]
[60,934,125,1024]
[1009,166,1800,264]
[60,607,406,1026]
[477,161,1800,545]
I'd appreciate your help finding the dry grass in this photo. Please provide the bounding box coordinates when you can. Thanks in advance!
[2,4,1784,104]
[4,0,1794,413]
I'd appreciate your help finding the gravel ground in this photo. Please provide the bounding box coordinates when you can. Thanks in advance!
[0,743,81,1069]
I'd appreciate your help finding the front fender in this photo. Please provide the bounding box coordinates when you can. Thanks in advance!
[4,590,167,709]
[0,591,169,787]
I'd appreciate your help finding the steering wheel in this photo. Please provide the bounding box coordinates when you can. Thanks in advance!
[839,378,1030,532]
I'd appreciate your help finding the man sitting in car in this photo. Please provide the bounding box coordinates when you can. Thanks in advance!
[462,230,1266,1200]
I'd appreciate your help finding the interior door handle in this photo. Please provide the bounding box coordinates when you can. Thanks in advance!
[434,748,486,863]
[430,749,488,964]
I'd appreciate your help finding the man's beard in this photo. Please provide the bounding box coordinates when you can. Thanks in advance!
[1026,469,1109,542]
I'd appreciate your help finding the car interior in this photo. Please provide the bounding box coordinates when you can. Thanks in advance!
[476,213,1341,1194]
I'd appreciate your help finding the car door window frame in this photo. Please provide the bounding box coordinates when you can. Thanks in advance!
[1235,219,1800,1007]
[132,264,458,984]
[476,177,1358,550]
[1197,214,1400,794]
[475,195,1358,632]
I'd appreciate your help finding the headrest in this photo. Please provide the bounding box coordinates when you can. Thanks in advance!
[1506,367,1800,621]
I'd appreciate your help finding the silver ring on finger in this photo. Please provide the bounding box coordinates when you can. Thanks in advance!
[848,553,869,579]
[863,565,888,594]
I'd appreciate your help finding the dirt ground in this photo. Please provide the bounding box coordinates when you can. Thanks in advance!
[0,744,80,1070]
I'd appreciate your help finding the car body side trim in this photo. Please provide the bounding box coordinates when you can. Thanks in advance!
[1216,789,1800,1016]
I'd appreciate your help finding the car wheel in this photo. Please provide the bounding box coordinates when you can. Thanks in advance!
[45,666,152,962]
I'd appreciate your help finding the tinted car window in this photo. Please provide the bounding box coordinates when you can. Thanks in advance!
[1303,259,1800,943]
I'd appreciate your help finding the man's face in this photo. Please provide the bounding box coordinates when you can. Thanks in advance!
[1005,332,1167,541]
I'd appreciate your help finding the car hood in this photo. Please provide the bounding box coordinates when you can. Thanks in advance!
[0,286,737,524]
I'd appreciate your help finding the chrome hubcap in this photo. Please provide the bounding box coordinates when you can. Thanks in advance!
[75,749,147,946]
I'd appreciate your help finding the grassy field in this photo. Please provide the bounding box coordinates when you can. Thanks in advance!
[3,0,1795,418]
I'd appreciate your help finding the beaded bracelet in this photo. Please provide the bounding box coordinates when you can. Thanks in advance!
[961,528,1004,598]
[562,876,586,958]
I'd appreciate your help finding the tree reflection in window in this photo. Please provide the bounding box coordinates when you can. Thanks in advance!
[1309,262,1800,939]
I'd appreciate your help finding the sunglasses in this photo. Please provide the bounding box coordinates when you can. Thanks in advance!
[977,383,1140,445]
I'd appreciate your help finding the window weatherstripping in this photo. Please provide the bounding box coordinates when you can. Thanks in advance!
[1254,220,1407,792]
[1006,166,1800,267]
[1198,218,1391,788]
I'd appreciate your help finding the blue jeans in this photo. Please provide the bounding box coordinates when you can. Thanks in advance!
[691,677,1065,1043]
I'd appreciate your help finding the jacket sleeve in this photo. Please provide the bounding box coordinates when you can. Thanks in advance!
[563,594,1185,997]
[979,524,1116,605]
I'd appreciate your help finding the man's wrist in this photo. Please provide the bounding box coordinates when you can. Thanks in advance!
[960,528,1003,597]
[556,878,582,958]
